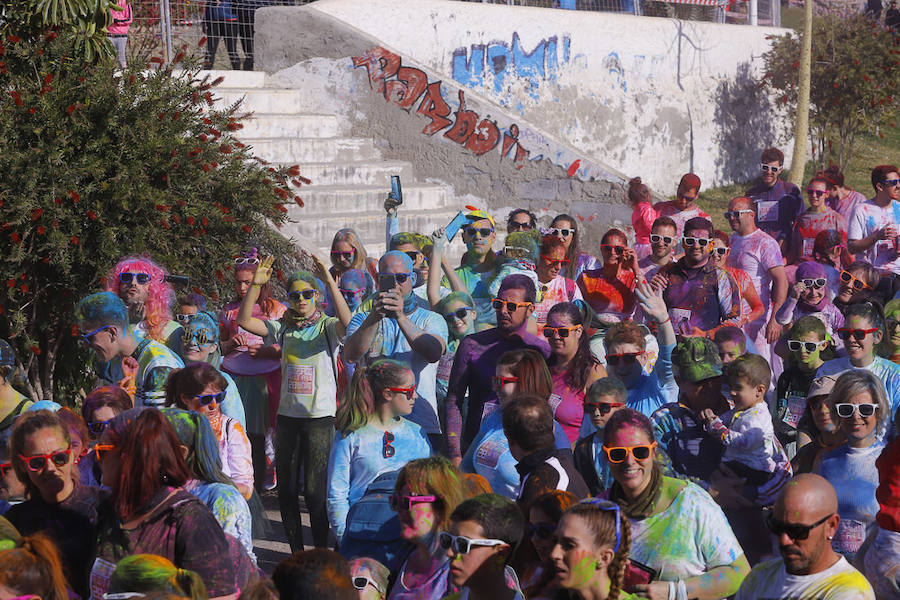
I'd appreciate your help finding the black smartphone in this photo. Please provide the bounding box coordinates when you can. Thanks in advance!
[378,273,397,293]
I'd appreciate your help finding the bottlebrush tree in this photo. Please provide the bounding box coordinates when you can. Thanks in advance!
[760,14,899,171]
[0,8,307,402]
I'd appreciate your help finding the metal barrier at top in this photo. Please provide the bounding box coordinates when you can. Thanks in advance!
[115,0,778,70]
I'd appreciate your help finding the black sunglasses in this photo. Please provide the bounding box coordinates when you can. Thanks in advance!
[527,522,556,540]
[119,272,151,285]
[766,513,832,540]
[508,221,534,231]
[606,352,642,366]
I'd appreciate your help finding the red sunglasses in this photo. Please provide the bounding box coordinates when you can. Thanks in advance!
[387,387,415,400]
[540,255,570,267]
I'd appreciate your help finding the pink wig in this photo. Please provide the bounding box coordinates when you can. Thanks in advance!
[107,255,175,342]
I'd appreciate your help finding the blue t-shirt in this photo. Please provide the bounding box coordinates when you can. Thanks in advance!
[627,342,678,417]
[347,307,449,434]
[326,418,431,540]
[460,405,571,498]
[816,441,885,559]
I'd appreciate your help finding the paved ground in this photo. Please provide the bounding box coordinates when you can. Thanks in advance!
[252,490,296,573]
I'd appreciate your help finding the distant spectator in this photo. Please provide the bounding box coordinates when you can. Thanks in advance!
[746,147,803,253]
[653,173,711,238]
[107,0,133,68]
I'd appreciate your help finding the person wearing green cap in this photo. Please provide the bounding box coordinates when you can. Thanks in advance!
[651,336,729,484]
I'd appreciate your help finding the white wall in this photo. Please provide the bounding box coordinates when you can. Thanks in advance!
[306,0,792,191]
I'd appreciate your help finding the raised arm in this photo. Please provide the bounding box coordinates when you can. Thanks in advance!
[311,253,351,334]
[235,256,273,338]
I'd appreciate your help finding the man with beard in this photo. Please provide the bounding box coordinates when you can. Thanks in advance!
[735,474,874,599]
[108,256,180,347]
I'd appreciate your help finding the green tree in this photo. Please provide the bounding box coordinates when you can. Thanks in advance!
[761,14,899,171]
[0,21,305,402]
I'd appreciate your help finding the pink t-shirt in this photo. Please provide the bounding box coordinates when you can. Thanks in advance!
[792,208,847,261]
[653,202,711,237]
[550,371,585,446]
[632,201,658,245]
[220,299,288,346]
[727,229,783,319]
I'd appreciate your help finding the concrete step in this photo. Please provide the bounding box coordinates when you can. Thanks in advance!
[237,114,340,139]
[241,137,380,163]
[284,207,463,244]
[214,88,310,114]
[289,160,414,187]
[297,183,454,214]
[197,69,267,89]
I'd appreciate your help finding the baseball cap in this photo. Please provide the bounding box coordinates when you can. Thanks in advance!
[465,207,496,228]
[672,337,722,383]
[807,375,837,399]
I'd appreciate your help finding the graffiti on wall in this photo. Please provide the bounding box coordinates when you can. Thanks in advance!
[450,33,572,100]
[352,46,532,164]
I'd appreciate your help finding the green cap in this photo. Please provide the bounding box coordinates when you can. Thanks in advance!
[672,337,723,383]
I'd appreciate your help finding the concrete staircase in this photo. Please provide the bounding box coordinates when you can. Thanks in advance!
[205,70,465,260]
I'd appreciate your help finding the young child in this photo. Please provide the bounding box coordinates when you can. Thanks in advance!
[773,316,831,458]
[628,177,657,260]
[775,261,844,349]
[713,326,747,365]
[573,377,627,496]
[441,493,526,600]
[700,354,790,505]
[490,230,542,301]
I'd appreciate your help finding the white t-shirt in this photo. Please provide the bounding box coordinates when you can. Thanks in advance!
[728,228,783,318]
[848,198,900,274]
[735,555,874,600]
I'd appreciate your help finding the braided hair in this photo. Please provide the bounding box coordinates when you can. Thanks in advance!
[563,502,633,600]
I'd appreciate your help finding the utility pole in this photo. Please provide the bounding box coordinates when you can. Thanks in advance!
[789,0,813,186]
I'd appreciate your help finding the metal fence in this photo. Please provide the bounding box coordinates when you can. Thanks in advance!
[121,0,777,69]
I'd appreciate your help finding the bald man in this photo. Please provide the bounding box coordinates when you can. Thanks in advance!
[735,474,875,599]
[726,196,787,382]
[344,251,448,448]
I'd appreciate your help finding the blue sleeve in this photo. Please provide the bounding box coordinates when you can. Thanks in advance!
[346,311,368,340]
[653,343,678,403]
[423,311,450,346]
[326,431,353,541]
[386,211,399,247]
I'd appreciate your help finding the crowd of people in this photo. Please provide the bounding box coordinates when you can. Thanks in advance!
[1,148,899,600]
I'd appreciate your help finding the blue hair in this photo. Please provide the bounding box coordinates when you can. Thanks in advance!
[380,250,414,272]
[76,291,129,330]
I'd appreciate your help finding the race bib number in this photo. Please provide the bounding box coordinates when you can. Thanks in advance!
[756,200,779,223]
[833,519,866,555]
[90,557,117,600]
[482,400,499,421]
[670,308,692,335]
[782,394,806,429]
[286,364,315,396]
[475,439,506,470]
[801,237,815,259]
[876,239,895,259]
[548,393,563,416]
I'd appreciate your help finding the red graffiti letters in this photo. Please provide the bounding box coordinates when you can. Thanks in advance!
[353,46,529,163]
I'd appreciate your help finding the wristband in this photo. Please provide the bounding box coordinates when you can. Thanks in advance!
[658,316,671,325]
[250,282,263,287]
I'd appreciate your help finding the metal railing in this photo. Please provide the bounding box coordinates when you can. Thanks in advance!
[120,0,779,69]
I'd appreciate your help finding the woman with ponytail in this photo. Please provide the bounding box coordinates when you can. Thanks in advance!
[327,359,431,543]
[603,409,749,600]
[551,498,636,600]
[108,554,207,600]
[237,254,351,552]
[0,533,69,600]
